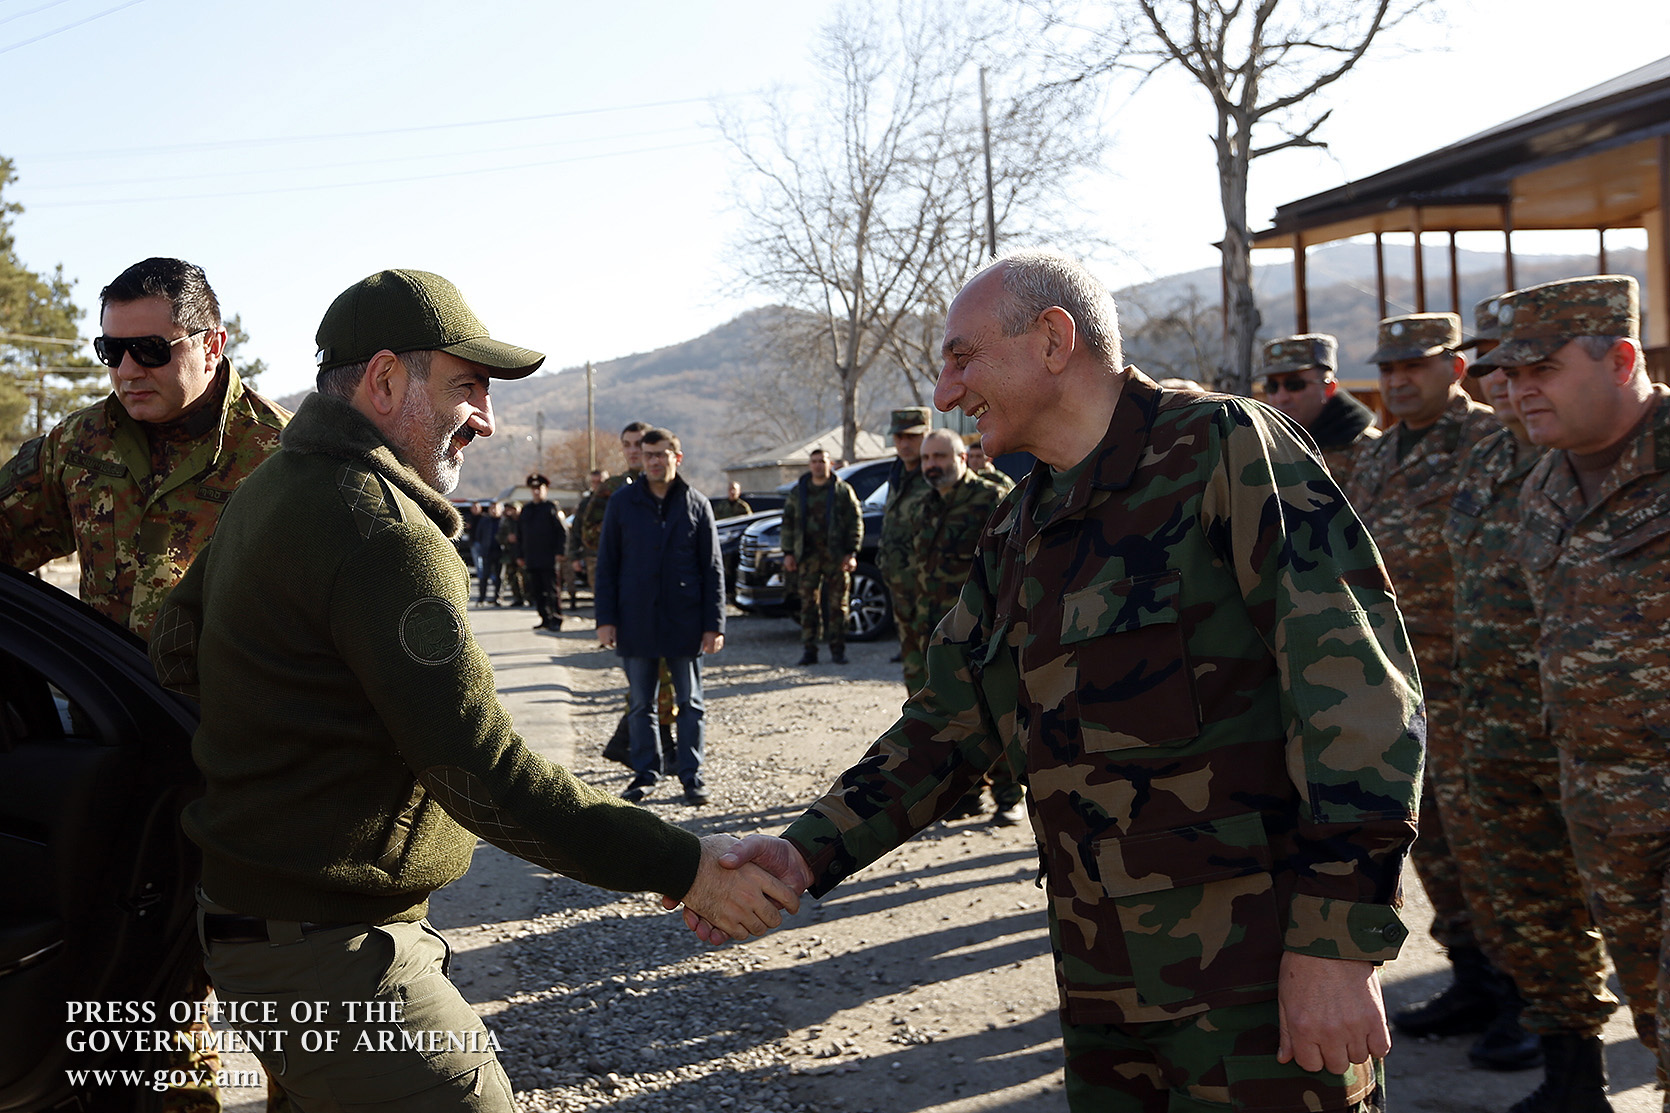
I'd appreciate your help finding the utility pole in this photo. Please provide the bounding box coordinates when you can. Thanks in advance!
[585,360,596,472]
[979,67,998,260]
[535,411,545,471]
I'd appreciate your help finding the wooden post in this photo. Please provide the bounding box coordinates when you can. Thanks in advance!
[1374,233,1388,319]
[1503,203,1517,290]
[1599,227,1608,273]
[1412,208,1427,313]
[1294,235,1309,333]
[1448,231,1460,314]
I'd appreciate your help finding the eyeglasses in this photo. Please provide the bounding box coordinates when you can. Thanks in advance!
[93,328,209,369]
[1263,374,1326,395]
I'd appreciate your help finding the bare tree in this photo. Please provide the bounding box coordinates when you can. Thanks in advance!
[722,0,1102,456]
[1119,285,1223,384]
[1046,0,1423,394]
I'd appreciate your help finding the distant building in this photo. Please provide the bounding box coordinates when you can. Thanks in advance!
[723,427,891,491]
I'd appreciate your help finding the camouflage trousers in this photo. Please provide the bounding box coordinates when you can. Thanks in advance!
[497,558,524,605]
[886,571,919,687]
[1063,1000,1383,1112]
[1462,747,1615,1034]
[1404,661,1481,954]
[161,963,224,1113]
[1564,822,1670,1088]
[795,551,851,649]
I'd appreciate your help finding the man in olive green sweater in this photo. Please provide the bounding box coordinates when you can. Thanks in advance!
[150,270,796,1112]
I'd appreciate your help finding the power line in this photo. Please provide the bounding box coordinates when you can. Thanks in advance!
[0,0,75,29]
[25,137,719,208]
[0,0,145,56]
[0,331,81,345]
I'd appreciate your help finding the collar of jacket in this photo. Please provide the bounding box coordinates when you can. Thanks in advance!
[105,362,250,469]
[1309,388,1377,449]
[281,393,463,538]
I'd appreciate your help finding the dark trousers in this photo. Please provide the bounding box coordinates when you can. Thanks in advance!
[526,565,560,624]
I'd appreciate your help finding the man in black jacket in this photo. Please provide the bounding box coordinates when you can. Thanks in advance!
[518,473,565,631]
[594,428,724,806]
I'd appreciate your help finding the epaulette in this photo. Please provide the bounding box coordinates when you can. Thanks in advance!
[336,463,404,539]
[0,435,46,500]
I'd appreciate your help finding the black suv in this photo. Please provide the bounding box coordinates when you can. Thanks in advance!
[733,454,1031,641]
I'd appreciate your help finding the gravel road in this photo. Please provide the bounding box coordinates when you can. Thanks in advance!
[202,590,1659,1112]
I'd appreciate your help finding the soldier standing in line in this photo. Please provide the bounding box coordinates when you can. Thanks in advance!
[1343,313,1505,1042]
[498,502,525,607]
[781,447,861,666]
[907,428,1020,826]
[563,468,606,606]
[964,436,1014,494]
[712,480,753,520]
[878,406,933,678]
[518,474,564,631]
[0,257,289,1113]
[700,250,1423,1111]
[1441,292,1618,1087]
[1475,275,1660,1113]
[1259,334,1380,480]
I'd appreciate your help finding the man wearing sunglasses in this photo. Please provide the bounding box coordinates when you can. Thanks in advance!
[0,256,290,639]
[1259,334,1379,481]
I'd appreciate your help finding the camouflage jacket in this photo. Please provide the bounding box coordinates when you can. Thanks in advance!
[1441,428,1548,763]
[909,470,1004,638]
[575,470,637,557]
[1344,392,1497,655]
[877,462,930,582]
[1310,388,1380,484]
[564,493,590,560]
[0,369,289,639]
[785,371,1423,1025]
[1513,385,1670,834]
[973,464,1015,495]
[780,475,861,561]
[712,497,753,520]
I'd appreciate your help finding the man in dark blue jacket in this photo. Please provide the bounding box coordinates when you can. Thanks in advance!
[595,427,725,805]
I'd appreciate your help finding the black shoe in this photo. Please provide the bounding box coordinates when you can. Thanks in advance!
[659,722,677,775]
[1469,990,1542,1071]
[889,652,903,663]
[602,716,632,767]
[1507,1033,1612,1113]
[1391,947,1499,1037]
[942,794,985,821]
[797,647,818,666]
[683,784,709,806]
[830,646,848,664]
[621,773,656,803]
[990,799,1025,826]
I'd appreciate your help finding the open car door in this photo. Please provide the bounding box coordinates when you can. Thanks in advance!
[0,565,202,1112]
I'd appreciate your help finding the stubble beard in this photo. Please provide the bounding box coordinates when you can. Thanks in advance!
[394,386,466,495]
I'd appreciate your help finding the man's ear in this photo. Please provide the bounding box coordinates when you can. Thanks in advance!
[360,350,407,418]
[1038,306,1077,374]
[1610,338,1641,384]
[1449,353,1467,382]
[1323,379,1339,399]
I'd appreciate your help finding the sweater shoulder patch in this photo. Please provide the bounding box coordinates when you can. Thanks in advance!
[399,597,465,666]
[336,463,403,539]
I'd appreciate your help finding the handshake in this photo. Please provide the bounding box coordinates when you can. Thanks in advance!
[666,834,813,944]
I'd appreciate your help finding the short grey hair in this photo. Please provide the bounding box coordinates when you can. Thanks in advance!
[316,348,435,402]
[922,427,965,455]
[1574,335,1646,376]
[991,250,1122,372]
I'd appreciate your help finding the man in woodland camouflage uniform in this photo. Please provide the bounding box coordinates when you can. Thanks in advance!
[1259,334,1379,480]
[780,448,861,666]
[878,406,932,677]
[1441,294,1615,1081]
[704,250,1423,1111]
[1344,313,1504,1042]
[564,468,606,605]
[712,480,753,520]
[1476,275,1661,1113]
[0,257,289,1112]
[964,436,1014,494]
[907,428,1020,825]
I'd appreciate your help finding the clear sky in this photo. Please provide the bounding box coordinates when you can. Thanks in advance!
[4,0,1668,399]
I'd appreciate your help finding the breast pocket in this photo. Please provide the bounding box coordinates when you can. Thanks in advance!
[1060,570,1199,750]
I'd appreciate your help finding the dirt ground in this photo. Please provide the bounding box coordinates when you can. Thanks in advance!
[197,592,1658,1112]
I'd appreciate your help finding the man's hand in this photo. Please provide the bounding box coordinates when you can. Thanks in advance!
[596,624,616,650]
[782,554,798,574]
[1276,952,1389,1074]
[665,834,814,945]
[701,631,724,655]
[571,558,584,574]
[841,552,857,573]
[671,835,802,942]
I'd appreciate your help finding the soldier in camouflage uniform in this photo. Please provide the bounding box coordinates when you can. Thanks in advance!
[0,258,289,1113]
[964,437,1014,494]
[1259,334,1380,481]
[1344,313,1504,1042]
[1476,275,1660,1112]
[712,480,753,520]
[563,468,606,605]
[908,428,1020,825]
[1440,293,1616,1084]
[781,448,861,665]
[702,251,1423,1111]
[878,407,932,678]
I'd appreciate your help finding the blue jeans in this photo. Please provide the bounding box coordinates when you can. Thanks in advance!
[622,655,704,786]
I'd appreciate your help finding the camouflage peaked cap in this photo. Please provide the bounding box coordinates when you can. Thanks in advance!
[1263,334,1337,376]
[1366,313,1461,364]
[889,407,931,435]
[1456,294,1508,352]
[1470,275,1640,373]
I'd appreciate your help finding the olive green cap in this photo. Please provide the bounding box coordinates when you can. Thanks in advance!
[1456,294,1508,351]
[1263,334,1337,376]
[889,407,931,435]
[1366,313,1461,364]
[1470,275,1639,373]
[314,269,544,378]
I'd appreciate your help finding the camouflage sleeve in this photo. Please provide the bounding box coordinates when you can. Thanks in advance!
[0,430,76,572]
[1203,401,1424,961]
[784,545,1011,895]
[780,487,801,558]
[837,481,862,554]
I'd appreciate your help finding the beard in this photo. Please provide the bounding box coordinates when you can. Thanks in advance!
[393,385,470,494]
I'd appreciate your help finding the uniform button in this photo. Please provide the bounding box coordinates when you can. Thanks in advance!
[1380,922,1407,944]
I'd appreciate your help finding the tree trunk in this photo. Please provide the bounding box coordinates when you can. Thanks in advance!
[1216,118,1261,396]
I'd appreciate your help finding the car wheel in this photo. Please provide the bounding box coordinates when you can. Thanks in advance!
[845,562,893,642]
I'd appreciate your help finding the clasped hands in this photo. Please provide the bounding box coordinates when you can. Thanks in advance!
[666,834,812,943]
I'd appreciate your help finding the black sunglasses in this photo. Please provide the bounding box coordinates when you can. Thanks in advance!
[1262,374,1325,395]
[93,328,209,369]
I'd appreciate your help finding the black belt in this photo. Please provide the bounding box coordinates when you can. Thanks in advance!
[201,913,354,944]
